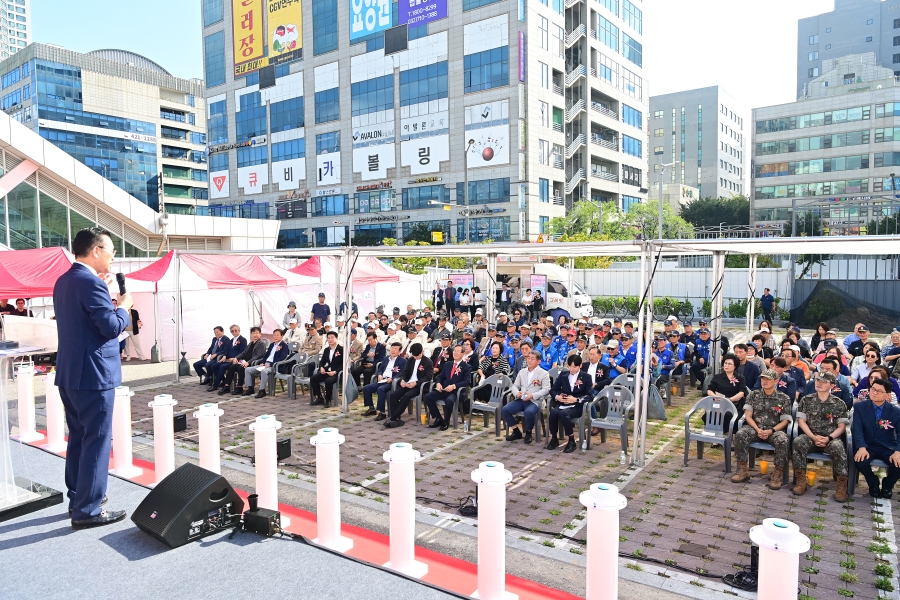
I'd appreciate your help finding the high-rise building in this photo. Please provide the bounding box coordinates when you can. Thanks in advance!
[753,53,893,235]
[200,0,647,246]
[0,43,209,214]
[1,0,30,60]
[649,86,747,200]
[797,0,900,99]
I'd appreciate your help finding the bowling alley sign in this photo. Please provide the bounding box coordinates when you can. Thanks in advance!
[464,100,510,167]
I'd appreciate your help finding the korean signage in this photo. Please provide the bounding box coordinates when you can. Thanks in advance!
[232,0,265,65]
[208,135,267,155]
[316,186,342,196]
[400,111,448,140]
[398,0,447,27]
[358,214,408,224]
[350,0,392,42]
[449,274,474,290]
[352,144,396,181]
[267,0,303,63]
[273,157,306,189]
[409,176,441,184]
[316,153,341,186]
[464,100,510,167]
[518,31,526,82]
[400,134,449,175]
[356,181,393,191]
[238,164,269,194]
[210,171,230,199]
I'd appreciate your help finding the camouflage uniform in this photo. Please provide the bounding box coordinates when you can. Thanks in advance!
[734,389,792,467]
[792,392,850,477]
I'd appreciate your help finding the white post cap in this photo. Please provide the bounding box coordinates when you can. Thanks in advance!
[249,414,282,431]
[471,461,513,485]
[149,393,178,408]
[194,402,225,418]
[311,427,345,445]
[579,482,627,511]
[115,385,134,397]
[749,518,810,553]
[383,442,421,463]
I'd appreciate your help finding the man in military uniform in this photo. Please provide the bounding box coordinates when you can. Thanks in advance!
[731,369,792,489]
[299,322,324,376]
[792,371,850,501]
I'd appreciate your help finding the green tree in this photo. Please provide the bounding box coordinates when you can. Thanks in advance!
[782,211,832,279]
[624,201,695,240]
[381,238,467,273]
[402,221,447,244]
[680,196,750,228]
[867,212,900,236]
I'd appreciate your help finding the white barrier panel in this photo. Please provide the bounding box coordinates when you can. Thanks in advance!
[471,461,517,600]
[383,442,427,579]
[579,483,628,600]
[41,372,67,452]
[311,427,353,552]
[110,386,143,478]
[194,403,224,474]
[14,364,41,442]
[749,518,810,600]
[149,394,178,486]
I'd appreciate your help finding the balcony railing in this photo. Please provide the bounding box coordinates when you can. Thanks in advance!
[552,84,564,96]
[565,134,586,159]
[565,65,586,86]
[591,101,618,121]
[565,24,586,48]
[590,134,618,151]
[591,169,618,182]
[551,155,564,169]
[551,122,563,133]
[566,168,585,194]
[552,195,565,206]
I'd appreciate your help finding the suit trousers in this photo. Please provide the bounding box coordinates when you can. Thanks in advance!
[423,389,459,422]
[244,365,271,389]
[363,380,392,412]
[311,371,339,402]
[501,398,539,432]
[224,362,247,388]
[59,386,116,521]
[389,383,422,420]
[549,403,585,437]
[855,446,900,493]
[210,361,232,387]
[194,358,215,379]
[352,362,376,387]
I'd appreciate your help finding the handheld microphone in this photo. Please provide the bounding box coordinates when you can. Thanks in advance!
[116,272,126,295]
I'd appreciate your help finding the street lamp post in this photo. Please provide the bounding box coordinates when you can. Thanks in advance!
[656,161,678,240]
[719,221,726,238]
[463,139,475,243]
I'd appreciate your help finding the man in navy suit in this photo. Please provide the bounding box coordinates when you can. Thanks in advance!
[243,329,290,398]
[547,355,593,453]
[193,326,229,385]
[53,227,130,529]
[207,324,247,391]
[852,378,900,499]
[423,344,471,430]
[362,342,407,420]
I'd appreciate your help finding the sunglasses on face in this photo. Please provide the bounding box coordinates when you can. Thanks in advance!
[867,354,878,358]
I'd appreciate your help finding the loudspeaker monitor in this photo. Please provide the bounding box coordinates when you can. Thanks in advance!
[132,463,242,548]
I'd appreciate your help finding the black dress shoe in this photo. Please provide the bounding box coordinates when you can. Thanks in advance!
[428,418,444,429]
[882,489,893,499]
[869,484,881,498]
[439,422,450,431]
[311,397,325,406]
[563,437,577,453]
[545,438,559,450]
[206,386,217,392]
[217,386,230,396]
[69,495,107,517]
[362,408,377,417]
[505,429,522,442]
[384,419,404,428]
[72,509,127,529]
[199,377,208,385]
[374,413,387,421]
[524,431,533,444]
[231,387,244,396]
[254,390,267,399]
[242,388,255,396]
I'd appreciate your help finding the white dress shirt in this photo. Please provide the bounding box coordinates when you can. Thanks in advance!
[409,358,421,384]
[381,356,397,379]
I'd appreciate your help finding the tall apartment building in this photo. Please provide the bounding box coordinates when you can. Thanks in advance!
[753,53,895,234]
[200,0,647,246]
[0,44,208,213]
[649,86,747,200]
[1,0,29,60]
[797,0,900,99]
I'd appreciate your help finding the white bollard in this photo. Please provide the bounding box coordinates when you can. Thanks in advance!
[579,483,628,600]
[194,403,224,474]
[749,518,810,600]
[310,427,353,552]
[41,372,67,452]
[471,461,517,600]
[110,386,143,478]
[383,443,428,579]
[15,363,42,442]
[148,394,178,486]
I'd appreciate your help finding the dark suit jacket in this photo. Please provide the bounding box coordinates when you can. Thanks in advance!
[436,360,471,390]
[375,355,408,381]
[318,344,344,372]
[223,335,248,360]
[852,399,900,453]
[262,340,290,366]
[431,345,452,373]
[551,370,593,404]
[402,355,434,385]
[496,289,511,303]
[237,338,270,365]
[53,262,128,391]
[581,361,612,390]
[206,335,231,358]
[739,360,761,391]
[359,342,386,366]
[129,309,141,335]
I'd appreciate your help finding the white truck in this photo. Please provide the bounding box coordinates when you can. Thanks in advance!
[487,261,594,319]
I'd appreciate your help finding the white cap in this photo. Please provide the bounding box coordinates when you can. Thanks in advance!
[288,318,298,324]
[415,319,423,325]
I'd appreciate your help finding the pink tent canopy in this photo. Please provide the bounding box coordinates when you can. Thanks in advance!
[127,250,294,291]
[0,247,74,297]
[289,255,416,284]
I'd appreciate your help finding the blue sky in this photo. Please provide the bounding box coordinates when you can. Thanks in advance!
[32,0,203,80]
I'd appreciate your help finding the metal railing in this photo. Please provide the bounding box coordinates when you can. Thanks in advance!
[552,84,564,96]
[565,134,586,159]
[590,134,618,150]
[591,101,618,121]
[565,99,585,122]
[552,122,563,133]
[591,169,618,182]
[551,155,564,169]
[565,24,586,48]
[552,195,565,206]
[564,0,580,8]
[566,168,585,194]
[565,65,586,86]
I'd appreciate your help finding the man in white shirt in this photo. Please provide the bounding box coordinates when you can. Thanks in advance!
[386,343,434,427]
[501,353,551,444]
[362,342,406,419]
[244,329,288,398]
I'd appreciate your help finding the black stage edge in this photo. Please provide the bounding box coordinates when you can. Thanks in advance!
[0,477,63,523]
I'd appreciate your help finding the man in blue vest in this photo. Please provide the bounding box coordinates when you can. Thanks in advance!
[690,328,712,388]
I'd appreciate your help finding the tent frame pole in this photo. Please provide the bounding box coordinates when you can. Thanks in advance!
[637,241,654,466]
[746,254,757,337]
[174,250,181,383]
[630,241,647,464]
[341,247,355,415]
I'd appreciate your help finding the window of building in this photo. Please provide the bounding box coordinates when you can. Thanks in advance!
[825,44,831,49]
[316,131,340,154]
[809,35,818,45]
[464,46,509,93]
[756,105,870,133]
[408,24,428,41]
[622,165,641,187]
[312,0,339,55]
[539,16,548,50]
[622,104,642,128]
[351,74,393,117]
[209,152,228,172]
[866,36,873,42]
[457,216,510,242]
[623,0,642,34]
[808,67,819,78]
[270,96,305,132]
[1,66,18,88]
[754,179,868,199]
[204,31,226,88]
[315,87,340,123]
[826,26,832,33]
[622,195,640,212]
[235,104,267,141]
[596,14,619,52]
[539,61,549,89]
[867,19,873,25]
[808,51,818,61]
[277,229,309,247]
[598,0,618,17]
[202,0,223,26]
[402,185,449,209]
[538,216,549,234]
[400,61,448,106]
[463,0,501,10]
[2,87,20,109]
[311,194,348,217]
[653,110,663,119]
[653,146,663,155]
[271,138,306,162]
[621,67,641,99]
[401,220,450,242]
[207,99,228,145]
[237,145,267,167]
[355,190,394,213]
[455,178,511,205]
[539,101,549,128]
[539,178,549,203]
[622,33,642,67]
[622,135,641,157]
